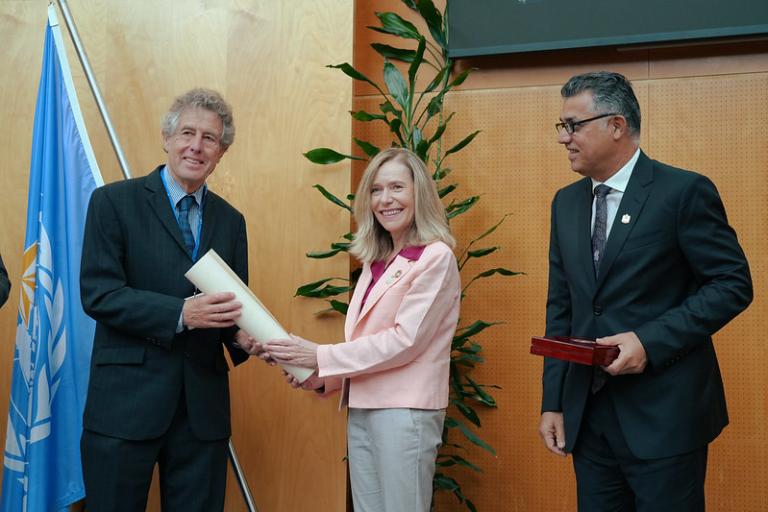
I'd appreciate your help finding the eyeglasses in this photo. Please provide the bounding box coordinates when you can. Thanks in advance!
[555,113,618,135]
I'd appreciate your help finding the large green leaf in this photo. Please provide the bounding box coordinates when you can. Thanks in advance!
[353,138,380,158]
[383,60,409,112]
[449,68,471,88]
[328,299,348,315]
[438,183,456,198]
[465,376,498,407]
[350,110,387,122]
[389,118,405,145]
[306,247,345,259]
[444,130,481,157]
[369,12,421,40]
[313,184,352,212]
[428,111,455,145]
[446,195,480,219]
[417,0,447,49]
[443,417,496,455]
[408,37,426,89]
[304,148,363,164]
[467,246,499,258]
[450,399,482,427]
[435,454,482,473]
[327,63,380,91]
[455,320,500,339]
[295,277,343,297]
[370,43,416,63]
[467,215,510,246]
[296,282,353,298]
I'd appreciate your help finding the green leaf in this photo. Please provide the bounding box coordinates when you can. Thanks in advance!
[296,283,353,298]
[417,0,447,50]
[295,277,343,297]
[327,63,379,90]
[304,148,363,164]
[328,300,349,315]
[433,472,460,492]
[429,111,455,145]
[313,185,352,212]
[380,101,401,118]
[435,454,482,473]
[353,138,380,158]
[451,399,482,427]
[444,417,496,455]
[426,91,445,118]
[446,195,480,219]
[438,183,456,198]
[432,166,452,180]
[449,69,471,88]
[400,0,418,10]
[424,64,450,94]
[389,118,405,145]
[408,37,426,88]
[455,320,500,339]
[370,43,416,63]
[473,267,522,280]
[369,12,421,40]
[467,246,499,258]
[342,232,354,241]
[306,248,346,259]
[466,376,498,407]
[468,214,510,246]
[350,110,387,122]
[383,60,409,112]
[444,130,481,157]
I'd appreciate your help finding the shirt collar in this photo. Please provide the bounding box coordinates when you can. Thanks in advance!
[591,148,640,194]
[162,165,206,206]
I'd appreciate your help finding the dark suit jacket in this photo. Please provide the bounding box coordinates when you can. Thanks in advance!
[543,151,752,459]
[80,166,248,441]
[0,252,9,308]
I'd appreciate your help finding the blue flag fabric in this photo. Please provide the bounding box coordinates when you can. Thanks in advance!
[1,6,103,511]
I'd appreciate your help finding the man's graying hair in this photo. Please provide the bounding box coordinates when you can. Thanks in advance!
[161,88,235,148]
[561,71,641,136]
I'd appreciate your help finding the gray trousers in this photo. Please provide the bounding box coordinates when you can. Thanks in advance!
[347,407,445,512]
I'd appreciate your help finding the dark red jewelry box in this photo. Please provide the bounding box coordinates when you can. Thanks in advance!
[530,336,619,366]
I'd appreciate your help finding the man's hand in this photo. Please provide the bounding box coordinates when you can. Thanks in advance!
[233,330,276,364]
[183,292,241,329]
[539,411,567,456]
[598,331,647,375]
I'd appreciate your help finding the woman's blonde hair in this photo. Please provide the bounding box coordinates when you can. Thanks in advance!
[350,148,455,263]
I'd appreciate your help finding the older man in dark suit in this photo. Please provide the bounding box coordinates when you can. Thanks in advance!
[80,88,256,511]
[538,71,752,511]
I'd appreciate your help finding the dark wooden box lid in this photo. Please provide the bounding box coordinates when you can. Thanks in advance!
[530,336,619,366]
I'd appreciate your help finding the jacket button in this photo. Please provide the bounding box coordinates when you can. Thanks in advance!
[593,306,603,316]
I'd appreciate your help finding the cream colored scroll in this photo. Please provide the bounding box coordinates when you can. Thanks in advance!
[185,249,314,382]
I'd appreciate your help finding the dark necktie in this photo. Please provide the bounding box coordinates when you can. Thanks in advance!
[591,184,611,393]
[177,195,196,255]
[591,184,611,277]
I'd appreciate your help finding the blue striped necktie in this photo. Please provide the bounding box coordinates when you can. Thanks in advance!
[177,195,196,255]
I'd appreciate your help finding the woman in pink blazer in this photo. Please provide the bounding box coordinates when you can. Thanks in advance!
[266,148,461,512]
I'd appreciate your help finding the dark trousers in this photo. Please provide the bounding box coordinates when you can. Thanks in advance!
[81,398,228,512]
[572,388,708,512]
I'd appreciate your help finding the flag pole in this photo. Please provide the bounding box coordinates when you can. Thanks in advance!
[50,2,257,510]
[53,0,132,179]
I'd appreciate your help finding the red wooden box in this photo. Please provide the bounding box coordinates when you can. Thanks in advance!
[530,336,619,366]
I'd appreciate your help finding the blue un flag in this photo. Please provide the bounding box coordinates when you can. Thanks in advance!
[1,6,104,511]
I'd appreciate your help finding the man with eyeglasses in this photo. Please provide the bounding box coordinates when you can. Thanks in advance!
[79,88,257,511]
[539,71,752,511]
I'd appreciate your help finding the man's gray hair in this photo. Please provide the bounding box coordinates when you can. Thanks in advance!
[561,71,641,136]
[161,88,235,148]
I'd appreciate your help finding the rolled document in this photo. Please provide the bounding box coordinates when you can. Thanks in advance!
[185,249,314,382]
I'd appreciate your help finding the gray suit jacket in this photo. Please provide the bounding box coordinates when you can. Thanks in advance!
[80,166,249,441]
[543,151,752,459]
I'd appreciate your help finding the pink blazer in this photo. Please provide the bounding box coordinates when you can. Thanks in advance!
[316,241,460,410]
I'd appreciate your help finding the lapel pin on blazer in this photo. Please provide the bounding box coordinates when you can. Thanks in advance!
[621,214,631,224]
[386,269,403,285]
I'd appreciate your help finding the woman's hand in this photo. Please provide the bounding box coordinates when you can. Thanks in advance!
[265,334,319,369]
[284,369,325,391]
[234,330,276,365]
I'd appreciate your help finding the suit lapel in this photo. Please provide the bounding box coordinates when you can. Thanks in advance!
[596,151,653,290]
[198,191,220,257]
[355,256,414,327]
[575,178,597,286]
[144,167,192,260]
[345,265,371,341]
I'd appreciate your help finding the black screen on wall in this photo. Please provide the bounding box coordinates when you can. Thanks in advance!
[448,0,768,58]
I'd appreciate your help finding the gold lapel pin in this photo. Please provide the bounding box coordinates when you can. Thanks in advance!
[621,214,631,224]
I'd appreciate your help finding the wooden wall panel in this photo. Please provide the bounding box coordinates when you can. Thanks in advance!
[355,2,768,511]
[0,1,352,511]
